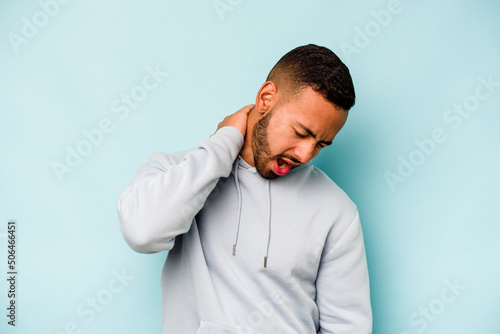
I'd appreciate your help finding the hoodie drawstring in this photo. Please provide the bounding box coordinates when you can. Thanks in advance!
[232,157,243,257]
[264,180,271,268]
[232,157,272,268]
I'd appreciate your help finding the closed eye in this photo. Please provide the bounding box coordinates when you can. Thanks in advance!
[295,126,332,148]
[295,130,307,138]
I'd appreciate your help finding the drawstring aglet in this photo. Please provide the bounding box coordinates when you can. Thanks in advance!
[233,244,236,256]
[264,256,268,268]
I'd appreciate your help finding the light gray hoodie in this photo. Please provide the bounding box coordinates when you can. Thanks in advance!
[117,126,372,333]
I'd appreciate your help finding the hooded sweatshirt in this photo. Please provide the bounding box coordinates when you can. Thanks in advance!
[117,126,372,334]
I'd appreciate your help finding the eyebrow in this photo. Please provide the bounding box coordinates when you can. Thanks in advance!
[297,123,333,146]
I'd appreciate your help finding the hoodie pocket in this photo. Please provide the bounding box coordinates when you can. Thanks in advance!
[196,320,261,334]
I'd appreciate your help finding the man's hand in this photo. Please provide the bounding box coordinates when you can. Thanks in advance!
[213,104,254,138]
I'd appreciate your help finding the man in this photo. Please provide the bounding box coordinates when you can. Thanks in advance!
[117,44,372,333]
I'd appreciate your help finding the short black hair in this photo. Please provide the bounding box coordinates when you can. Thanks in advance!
[266,44,355,110]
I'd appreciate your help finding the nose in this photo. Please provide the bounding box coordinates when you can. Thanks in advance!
[294,141,317,164]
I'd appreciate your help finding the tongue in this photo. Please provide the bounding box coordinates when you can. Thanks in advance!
[274,158,292,176]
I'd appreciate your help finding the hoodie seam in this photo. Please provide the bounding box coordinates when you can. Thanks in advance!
[323,208,359,257]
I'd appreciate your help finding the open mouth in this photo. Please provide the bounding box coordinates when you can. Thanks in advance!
[274,158,293,176]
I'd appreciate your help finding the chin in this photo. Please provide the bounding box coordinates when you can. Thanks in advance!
[255,161,278,180]
[257,170,278,180]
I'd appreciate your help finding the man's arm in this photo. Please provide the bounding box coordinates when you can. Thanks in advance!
[316,210,372,333]
[116,105,253,254]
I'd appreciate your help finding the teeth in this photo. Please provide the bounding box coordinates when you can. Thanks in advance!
[279,163,287,168]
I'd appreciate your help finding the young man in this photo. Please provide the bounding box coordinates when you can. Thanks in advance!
[117,44,372,333]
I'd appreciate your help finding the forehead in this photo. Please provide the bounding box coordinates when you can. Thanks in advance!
[276,87,348,136]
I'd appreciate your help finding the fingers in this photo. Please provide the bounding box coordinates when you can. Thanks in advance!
[211,104,255,138]
[239,104,255,114]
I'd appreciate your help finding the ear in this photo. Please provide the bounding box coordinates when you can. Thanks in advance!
[254,81,279,115]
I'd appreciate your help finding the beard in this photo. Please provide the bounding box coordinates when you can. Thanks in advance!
[251,109,276,179]
[251,108,301,180]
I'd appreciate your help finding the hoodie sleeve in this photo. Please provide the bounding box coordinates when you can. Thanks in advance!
[316,210,372,334]
[116,126,244,254]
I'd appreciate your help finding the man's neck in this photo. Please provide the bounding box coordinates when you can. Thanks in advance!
[239,111,258,167]
[239,131,254,167]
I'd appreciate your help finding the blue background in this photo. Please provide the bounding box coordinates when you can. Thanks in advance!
[1,1,499,333]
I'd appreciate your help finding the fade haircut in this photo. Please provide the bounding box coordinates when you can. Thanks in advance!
[266,44,355,110]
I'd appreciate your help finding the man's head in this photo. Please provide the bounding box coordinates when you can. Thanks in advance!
[266,44,355,110]
[240,44,355,179]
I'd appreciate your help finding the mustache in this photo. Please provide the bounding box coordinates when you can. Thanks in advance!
[273,153,302,164]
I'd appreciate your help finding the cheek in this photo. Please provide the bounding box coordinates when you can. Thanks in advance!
[311,147,322,159]
[270,137,300,155]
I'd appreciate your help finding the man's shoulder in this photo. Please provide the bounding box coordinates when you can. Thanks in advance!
[296,163,357,211]
[296,163,348,192]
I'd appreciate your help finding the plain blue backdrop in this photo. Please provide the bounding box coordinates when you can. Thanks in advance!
[1,1,499,333]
